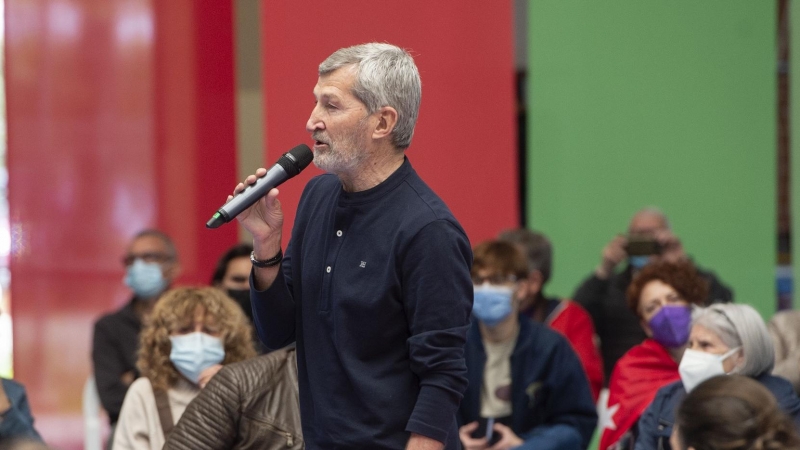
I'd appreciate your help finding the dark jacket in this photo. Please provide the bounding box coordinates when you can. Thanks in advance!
[253,159,473,449]
[574,264,732,383]
[164,347,302,450]
[0,378,41,442]
[92,298,142,424]
[458,316,598,450]
[635,373,800,450]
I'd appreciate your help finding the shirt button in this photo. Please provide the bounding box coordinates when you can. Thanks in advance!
[326,266,331,273]
[336,230,343,237]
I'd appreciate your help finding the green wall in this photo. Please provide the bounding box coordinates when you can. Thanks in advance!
[792,1,800,309]
[527,1,777,318]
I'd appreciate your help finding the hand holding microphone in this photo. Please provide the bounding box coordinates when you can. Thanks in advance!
[206,144,314,235]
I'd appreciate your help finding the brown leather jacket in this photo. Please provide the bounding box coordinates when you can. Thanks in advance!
[163,347,302,450]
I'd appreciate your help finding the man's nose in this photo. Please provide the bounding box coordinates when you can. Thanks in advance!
[306,107,324,133]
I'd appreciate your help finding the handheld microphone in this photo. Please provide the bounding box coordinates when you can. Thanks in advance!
[206,144,314,229]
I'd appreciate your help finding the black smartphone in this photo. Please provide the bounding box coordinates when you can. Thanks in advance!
[625,236,662,256]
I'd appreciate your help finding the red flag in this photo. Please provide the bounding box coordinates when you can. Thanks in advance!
[599,339,681,450]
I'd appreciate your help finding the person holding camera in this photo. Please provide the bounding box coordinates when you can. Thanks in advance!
[573,208,733,384]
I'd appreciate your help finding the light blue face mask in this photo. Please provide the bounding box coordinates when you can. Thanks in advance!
[169,332,226,384]
[629,255,651,270]
[472,283,514,327]
[124,259,168,298]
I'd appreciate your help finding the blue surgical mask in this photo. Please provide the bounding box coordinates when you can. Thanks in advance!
[169,332,226,384]
[472,283,514,327]
[124,259,167,298]
[629,255,651,270]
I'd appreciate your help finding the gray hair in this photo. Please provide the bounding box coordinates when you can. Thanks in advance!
[692,304,774,377]
[319,43,421,150]
[497,228,553,284]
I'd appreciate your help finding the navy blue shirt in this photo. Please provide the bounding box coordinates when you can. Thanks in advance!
[252,158,473,449]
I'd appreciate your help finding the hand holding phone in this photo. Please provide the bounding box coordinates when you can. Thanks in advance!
[624,235,662,256]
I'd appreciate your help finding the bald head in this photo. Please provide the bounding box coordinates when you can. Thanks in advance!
[629,207,670,236]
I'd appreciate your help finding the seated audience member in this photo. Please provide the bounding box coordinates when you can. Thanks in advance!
[164,345,302,449]
[113,287,256,450]
[769,310,800,394]
[637,304,800,450]
[573,208,732,383]
[0,440,51,450]
[210,243,254,322]
[458,240,597,450]
[499,228,604,401]
[210,243,267,353]
[0,378,41,442]
[600,259,708,450]
[670,375,800,450]
[92,230,180,435]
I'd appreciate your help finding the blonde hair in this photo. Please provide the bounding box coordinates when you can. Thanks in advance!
[137,287,256,390]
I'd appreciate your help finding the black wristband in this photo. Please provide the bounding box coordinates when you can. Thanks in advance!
[251,249,282,268]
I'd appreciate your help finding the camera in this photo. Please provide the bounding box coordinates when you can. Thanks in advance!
[624,236,662,256]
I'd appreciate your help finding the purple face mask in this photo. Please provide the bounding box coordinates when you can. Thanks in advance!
[648,305,692,348]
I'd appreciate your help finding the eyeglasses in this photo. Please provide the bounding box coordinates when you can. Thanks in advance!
[471,273,517,286]
[122,252,173,267]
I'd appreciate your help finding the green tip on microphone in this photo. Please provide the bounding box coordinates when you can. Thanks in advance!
[206,211,226,229]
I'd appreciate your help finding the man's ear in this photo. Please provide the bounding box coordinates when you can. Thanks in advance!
[372,106,398,140]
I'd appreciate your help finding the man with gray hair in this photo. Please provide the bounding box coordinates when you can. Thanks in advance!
[232,43,473,449]
[573,208,732,384]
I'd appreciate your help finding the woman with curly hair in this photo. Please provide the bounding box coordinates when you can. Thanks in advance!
[671,375,800,450]
[600,259,708,450]
[113,287,256,450]
[637,304,800,450]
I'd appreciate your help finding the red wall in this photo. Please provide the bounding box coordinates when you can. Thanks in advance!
[6,0,237,446]
[262,1,519,246]
[4,1,517,447]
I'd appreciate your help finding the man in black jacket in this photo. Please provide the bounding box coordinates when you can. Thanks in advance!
[91,229,180,440]
[573,208,732,383]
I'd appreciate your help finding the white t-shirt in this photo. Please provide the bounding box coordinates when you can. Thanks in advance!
[480,336,516,418]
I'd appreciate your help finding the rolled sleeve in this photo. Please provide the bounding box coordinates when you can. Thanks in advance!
[402,220,473,443]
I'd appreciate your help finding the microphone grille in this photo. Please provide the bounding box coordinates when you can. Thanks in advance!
[280,144,314,176]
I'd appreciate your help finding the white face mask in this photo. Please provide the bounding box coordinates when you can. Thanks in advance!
[679,347,740,393]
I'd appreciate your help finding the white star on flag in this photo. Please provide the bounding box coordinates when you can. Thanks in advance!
[600,403,620,431]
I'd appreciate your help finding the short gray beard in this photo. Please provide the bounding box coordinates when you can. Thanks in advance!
[312,119,370,175]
